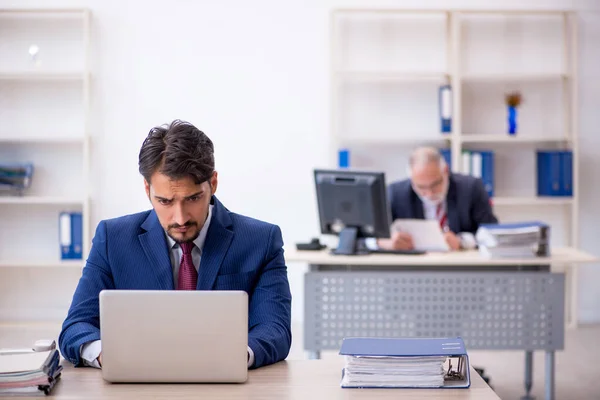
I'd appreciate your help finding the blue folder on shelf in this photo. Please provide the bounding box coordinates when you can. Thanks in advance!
[470,150,494,198]
[338,149,350,169]
[560,150,573,196]
[59,212,83,260]
[439,85,452,133]
[537,150,572,197]
[339,337,470,389]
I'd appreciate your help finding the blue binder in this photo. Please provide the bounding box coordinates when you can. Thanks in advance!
[560,150,573,196]
[439,85,452,133]
[469,151,494,198]
[481,151,494,198]
[59,212,83,260]
[339,337,470,389]
[537,151,561,196]
[338,149,350,169]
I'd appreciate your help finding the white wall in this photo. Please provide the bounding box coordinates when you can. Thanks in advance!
[1,0,599,324]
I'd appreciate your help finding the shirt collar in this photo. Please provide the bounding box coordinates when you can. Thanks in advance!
[165,204,214,252]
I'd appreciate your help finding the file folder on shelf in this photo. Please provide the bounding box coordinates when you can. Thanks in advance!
[470,150,494,198]
[439,85,452,133]
[339,337,470,389]
[537,150,572,197]
[560,150,573,196]
[338,149,350,168]
[59,212,83,260]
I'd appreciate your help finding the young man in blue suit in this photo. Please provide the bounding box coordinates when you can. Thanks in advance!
[377,146,498,251]
[59,120,292,369]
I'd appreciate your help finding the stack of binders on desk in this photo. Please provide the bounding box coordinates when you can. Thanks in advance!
[0,349,62,396]
[476,221,550,258]
[0,163,34,195]
[339,337,470,389]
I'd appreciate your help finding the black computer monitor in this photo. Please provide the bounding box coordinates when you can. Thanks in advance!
[314,169,391,255]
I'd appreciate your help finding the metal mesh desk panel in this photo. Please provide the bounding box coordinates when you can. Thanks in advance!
[305,271,564,352]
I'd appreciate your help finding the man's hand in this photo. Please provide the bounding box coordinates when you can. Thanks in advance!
[98,353,102,367]
[444,231,461,251]
[378,232,414,250]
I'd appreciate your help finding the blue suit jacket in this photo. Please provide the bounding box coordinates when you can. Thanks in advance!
[59,196,292,369]
[388,173,498,234]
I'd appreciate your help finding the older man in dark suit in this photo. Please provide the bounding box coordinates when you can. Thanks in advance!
[378,146,498,251]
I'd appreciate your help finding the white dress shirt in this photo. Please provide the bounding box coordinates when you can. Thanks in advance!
[80,205,255,368]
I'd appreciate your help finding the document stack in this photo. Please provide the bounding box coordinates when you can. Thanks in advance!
[0,163,34,195]
[0,348,62,396]
[339,337,470,389]
[476,221,550,259]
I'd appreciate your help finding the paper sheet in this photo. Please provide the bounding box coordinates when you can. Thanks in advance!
[391,219,450,252]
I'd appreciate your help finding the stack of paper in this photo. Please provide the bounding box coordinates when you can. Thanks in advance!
[339,337,471,389]
[0,349,62,396]
[341,355,447,388]
[476,221,550,259]
[391,219,450,252]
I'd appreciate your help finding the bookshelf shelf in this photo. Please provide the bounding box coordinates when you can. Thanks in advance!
[337,136,450,146]
[0,136,85,144]
[461,134,571,144]
[0,196,85,205]
[0,71,86,81]
[461,73,568,82]
[0,260,84,268]
[337,71,449,83]
[492,197,573,206]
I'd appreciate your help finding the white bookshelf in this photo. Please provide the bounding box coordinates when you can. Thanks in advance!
[0,8,91,331]
[331,9,579,327]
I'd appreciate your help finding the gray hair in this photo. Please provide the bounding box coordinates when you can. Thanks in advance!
[408,146,447,175]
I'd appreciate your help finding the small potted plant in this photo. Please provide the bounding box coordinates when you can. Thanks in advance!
[505,91,522,135]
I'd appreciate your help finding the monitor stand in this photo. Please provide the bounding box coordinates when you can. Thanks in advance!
[331,227,369,255]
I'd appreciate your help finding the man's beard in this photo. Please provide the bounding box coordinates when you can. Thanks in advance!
[416,178,449,206]
[167,221,200,244]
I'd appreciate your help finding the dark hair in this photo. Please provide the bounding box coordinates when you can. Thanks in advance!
[138,120,214,185]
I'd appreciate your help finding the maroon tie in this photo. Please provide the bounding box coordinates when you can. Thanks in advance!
[177,242,197,290]
[437,203,448,231]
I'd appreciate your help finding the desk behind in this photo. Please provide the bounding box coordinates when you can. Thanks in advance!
[285,247,597,267]
[286,246,597,331]
[45,360,499,400]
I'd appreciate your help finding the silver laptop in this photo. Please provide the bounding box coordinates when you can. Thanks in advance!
[99,290,248,383]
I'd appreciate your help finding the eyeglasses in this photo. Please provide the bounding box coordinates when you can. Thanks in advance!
[412,177,444,193]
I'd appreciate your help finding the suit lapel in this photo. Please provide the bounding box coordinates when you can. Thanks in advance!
[139,211,174,290]
[409,190,425,219]
[197,196,234,290]
[446,175,460,233]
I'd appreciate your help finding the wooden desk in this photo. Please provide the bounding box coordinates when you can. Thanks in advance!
[41,360,499,400]
[286,246,597,400]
